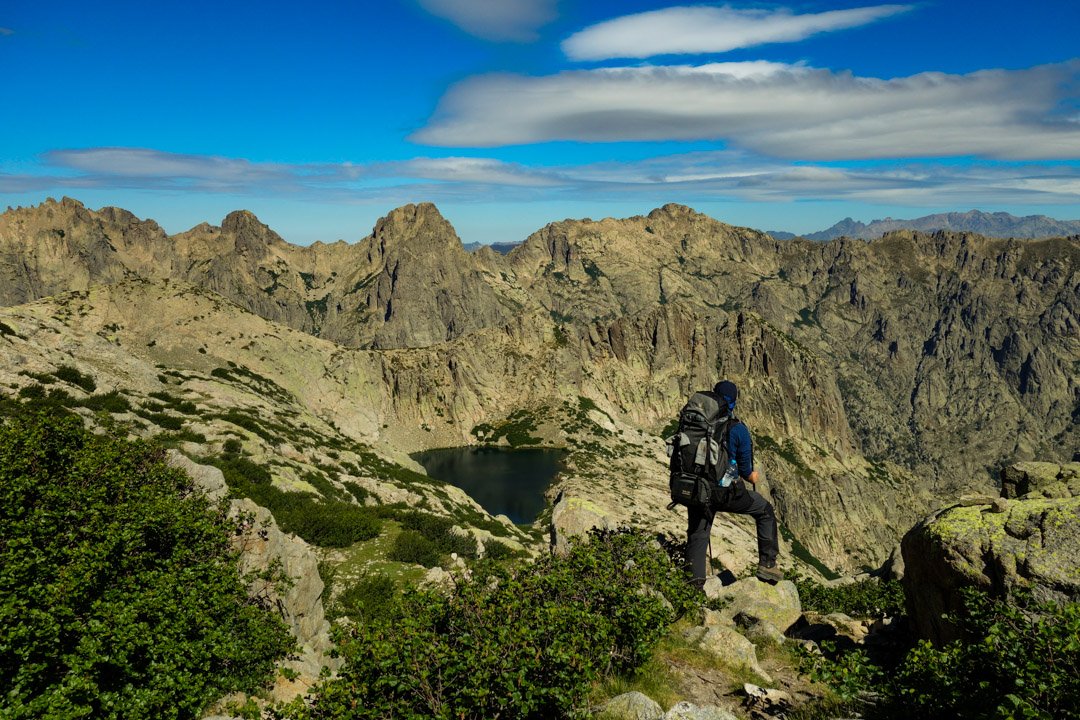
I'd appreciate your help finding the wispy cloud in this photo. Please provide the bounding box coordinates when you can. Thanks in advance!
[412,61,1080,160]
[563,4,911,60]
[0,27,15,36]
[416,0,557,41]
[3,146,1078,211]
[22,148,563,196]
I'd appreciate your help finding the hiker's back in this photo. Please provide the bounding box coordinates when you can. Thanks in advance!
[666,390,731,508]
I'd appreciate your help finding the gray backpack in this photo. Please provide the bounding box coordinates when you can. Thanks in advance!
[665,391,733,509]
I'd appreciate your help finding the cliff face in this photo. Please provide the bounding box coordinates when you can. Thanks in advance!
[0,198,1075,571]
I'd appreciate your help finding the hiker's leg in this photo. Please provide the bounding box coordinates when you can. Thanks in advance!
[686,505,715,587]
[722,486,779,566]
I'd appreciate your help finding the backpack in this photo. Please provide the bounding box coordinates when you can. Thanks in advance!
[665,390,735,510]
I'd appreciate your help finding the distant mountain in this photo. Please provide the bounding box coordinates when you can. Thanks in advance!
[463,241,520,254]
[769,210,1080,241]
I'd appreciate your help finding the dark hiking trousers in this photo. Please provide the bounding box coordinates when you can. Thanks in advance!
[687,482,778,585]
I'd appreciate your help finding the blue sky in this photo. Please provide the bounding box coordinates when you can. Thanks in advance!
[2,0,1078,244]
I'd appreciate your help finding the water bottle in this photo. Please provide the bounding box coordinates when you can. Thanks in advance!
[721,458,738,487]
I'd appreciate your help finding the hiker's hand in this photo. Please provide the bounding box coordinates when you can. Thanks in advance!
[748,470,760,485]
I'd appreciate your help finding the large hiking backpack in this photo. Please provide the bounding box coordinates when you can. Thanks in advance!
[665,390,734,509]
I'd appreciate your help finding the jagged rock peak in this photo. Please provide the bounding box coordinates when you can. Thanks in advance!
[221,209,267,234]
[371,202,463,257]
[56,196,86,210]
[220,209,285,254]
[376,202,454,232]
[647,203,710,221]
[98,206,143,225]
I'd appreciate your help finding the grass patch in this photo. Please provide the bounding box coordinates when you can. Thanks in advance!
[147,390,198,415]
[779,524,839,580]
[756,433,814,479]
[471,409,543,447]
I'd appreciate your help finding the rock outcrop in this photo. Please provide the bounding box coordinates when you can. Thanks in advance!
[168,453,338,700]
[704,578,803,634]
[901,478,1080,643]
[1000,460,1080,499]
[599,692,664,720]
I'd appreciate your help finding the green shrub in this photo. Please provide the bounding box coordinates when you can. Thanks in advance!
[17,384,45,399]
[335,572,401,625]
[78,391,132,414]
[52,364,96,392]
[796,640,881,705]
[148,391,197,415]
[343,482,369,504]
[801,587,1080,720]
[289,528,698,719]
[154,429,208,447]
[795,575,904,619]
[483,540,518,561]
[137,410,184,431]
[398,510,477,559]
[279,502,380,548]
[393,511,477,561]
[223,438,243,455]
[387,529,441,567]
[883,588,1080,720]
[0,411,293,720]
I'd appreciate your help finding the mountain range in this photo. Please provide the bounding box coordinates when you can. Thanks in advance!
[767,209,1080,241]
[0,197,1076,574]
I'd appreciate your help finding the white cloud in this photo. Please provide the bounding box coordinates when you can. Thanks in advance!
[0,27,14,36]
[4,146,1077,210]
[382,157,564,186]
[416,0,557,41]
[562,4,911,60]
[412,61,1080,160]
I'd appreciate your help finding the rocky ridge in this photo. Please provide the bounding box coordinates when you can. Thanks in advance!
[0,198,1076,572]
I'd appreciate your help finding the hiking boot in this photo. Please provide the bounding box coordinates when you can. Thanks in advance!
[756,562,784,583]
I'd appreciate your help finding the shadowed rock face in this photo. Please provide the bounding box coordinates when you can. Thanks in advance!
[0,198,1075,571]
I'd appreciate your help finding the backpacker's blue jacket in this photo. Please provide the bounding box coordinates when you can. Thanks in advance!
[728,421,754,479]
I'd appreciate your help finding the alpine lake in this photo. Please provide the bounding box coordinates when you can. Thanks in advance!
[410,447,565,525]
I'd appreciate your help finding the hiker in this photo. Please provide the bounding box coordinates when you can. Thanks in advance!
[680,380,782,585]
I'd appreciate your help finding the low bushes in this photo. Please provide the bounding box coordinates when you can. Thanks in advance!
[387,529,441,567]
[795,575,905,619]
[334,572,400,625]
[286,529,698,719]
[801,587,1080,720]
[885,589,1080,719]
[0,410,293,720]
[205,455,380,549]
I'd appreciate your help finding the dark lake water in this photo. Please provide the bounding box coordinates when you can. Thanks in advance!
[411,447,565,524]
